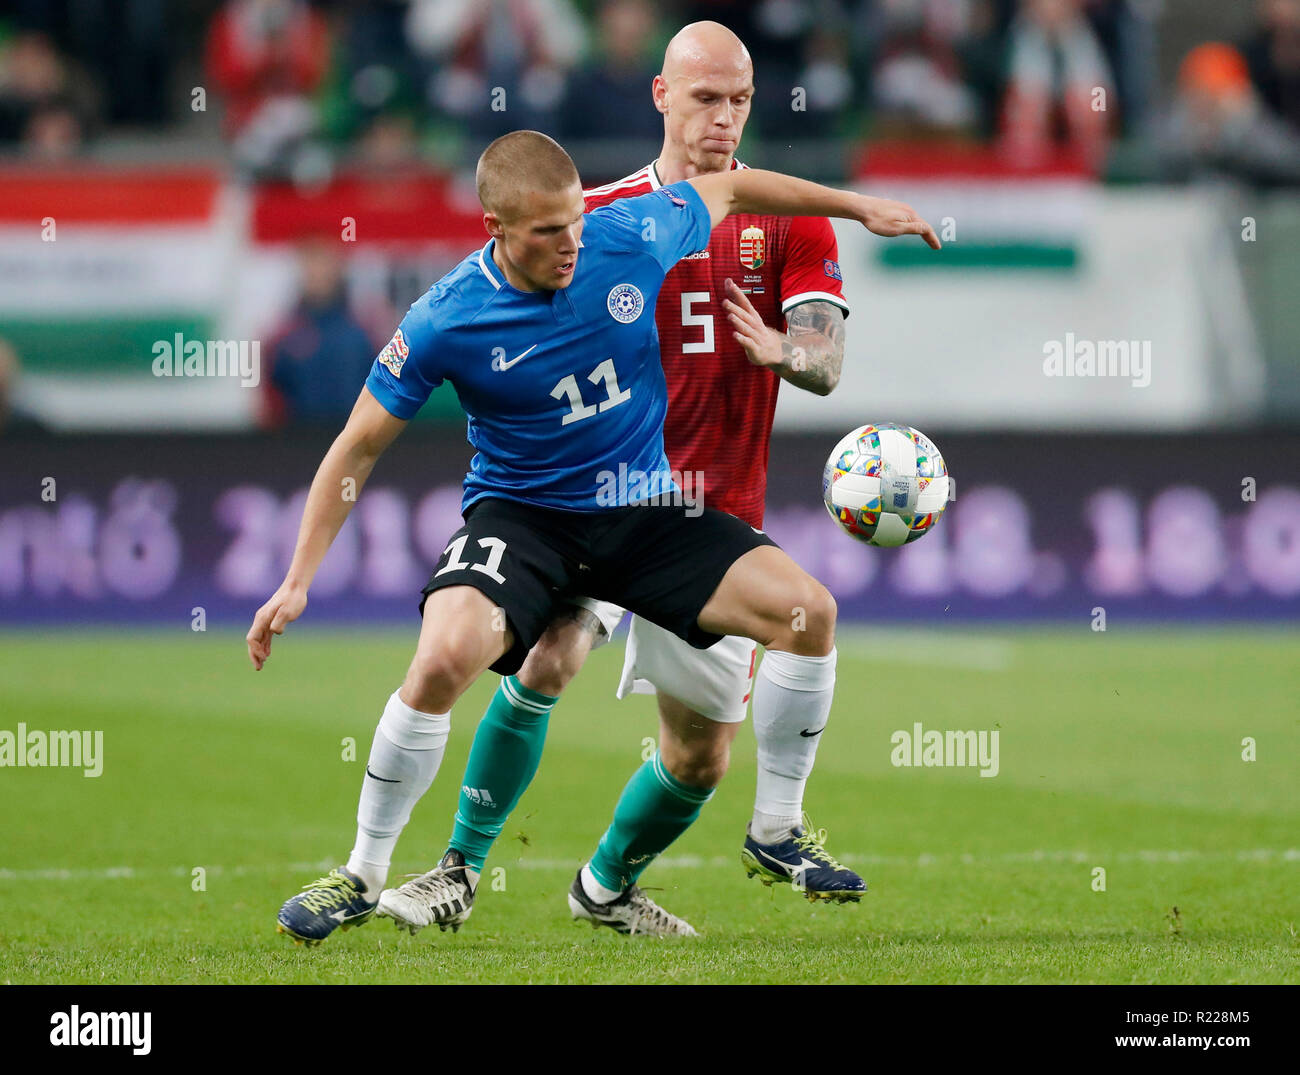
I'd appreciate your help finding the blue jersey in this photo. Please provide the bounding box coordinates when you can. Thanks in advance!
[365,182,712,513]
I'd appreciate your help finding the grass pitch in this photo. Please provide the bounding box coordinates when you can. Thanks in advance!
[1,626,1296,984]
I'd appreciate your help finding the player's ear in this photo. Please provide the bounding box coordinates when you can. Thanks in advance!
[483,212,504,240]
[652,75,669,115]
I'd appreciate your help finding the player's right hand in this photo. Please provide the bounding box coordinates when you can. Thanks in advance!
[857,195,942,250]
[246,583,307,671]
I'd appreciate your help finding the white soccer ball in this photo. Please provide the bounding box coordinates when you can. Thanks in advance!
[822,423,952,547]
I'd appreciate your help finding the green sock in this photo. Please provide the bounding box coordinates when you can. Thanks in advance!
[588,750,714,892]
[448,675,556,871]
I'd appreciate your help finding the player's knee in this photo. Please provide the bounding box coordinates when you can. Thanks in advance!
[516,625,591,697]
[663,738,731,790]
[516,643,580,697]
[405,636,484,711]
[804,584,837,652]
[783,581,836,655]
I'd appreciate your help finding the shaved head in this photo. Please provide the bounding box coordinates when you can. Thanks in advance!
[475,130,585,293]
[661,21,752,84]
[476,130,580,222]
[653,22,754,180]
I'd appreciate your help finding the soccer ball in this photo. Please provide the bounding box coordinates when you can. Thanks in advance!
[822,423,952,547]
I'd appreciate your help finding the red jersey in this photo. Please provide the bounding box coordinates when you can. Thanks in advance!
[584,160,848,527]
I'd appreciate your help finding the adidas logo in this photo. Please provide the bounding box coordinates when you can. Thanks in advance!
[462,786,496,807]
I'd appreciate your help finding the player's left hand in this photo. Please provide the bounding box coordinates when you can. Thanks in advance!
[857,195,941,250]
[723,278,787,370]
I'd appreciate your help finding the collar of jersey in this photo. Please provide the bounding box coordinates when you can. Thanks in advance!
[477,238,567,299]
[477,241,502,289]
[649,156,743,190]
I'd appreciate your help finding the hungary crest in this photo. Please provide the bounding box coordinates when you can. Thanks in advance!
[739,225,765,270]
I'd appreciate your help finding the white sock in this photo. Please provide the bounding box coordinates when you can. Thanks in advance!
[750,648,836,843]
[580,864,623,904]
[751,808,802,845]
[345,690,450,896]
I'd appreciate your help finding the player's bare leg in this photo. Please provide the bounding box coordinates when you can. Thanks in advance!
[516,607,604,696]
[277,586,508,945]
[695,545,835,654]
[377,607,608,935]
[656,692,739,789]
[399,585,513,712]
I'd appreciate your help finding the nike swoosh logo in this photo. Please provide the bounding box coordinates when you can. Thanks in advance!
[493,344,538,371]
[755,846,821,874]
[366,766,400,783]
[800,726,825,738]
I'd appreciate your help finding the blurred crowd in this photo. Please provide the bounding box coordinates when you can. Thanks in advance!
[0,0,1297,185]
[259,236,395,428]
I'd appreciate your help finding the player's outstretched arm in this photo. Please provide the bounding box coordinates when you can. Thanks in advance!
[688,169,941,249]
[245,387,407,670]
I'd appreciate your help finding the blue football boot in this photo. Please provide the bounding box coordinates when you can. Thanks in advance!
[276,867,377,945]
[741,815,867,903]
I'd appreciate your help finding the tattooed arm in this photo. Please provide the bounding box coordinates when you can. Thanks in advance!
[780,298,846,396]
[722,280,846,396]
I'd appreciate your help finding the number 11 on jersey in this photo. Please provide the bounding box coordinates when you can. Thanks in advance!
[551,359,632,426]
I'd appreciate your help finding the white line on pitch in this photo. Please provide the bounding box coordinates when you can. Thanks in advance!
[1,848,1295,883]
[832,629,1013,671]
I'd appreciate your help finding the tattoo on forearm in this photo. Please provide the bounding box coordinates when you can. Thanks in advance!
[781,301,845,395]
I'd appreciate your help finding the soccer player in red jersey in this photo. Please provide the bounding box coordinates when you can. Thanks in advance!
[376,21,938,937]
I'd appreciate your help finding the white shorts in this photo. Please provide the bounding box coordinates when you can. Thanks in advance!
[615,614,758,724]
[568,597,626,649]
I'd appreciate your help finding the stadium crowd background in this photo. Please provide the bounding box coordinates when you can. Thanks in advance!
[0,0,1298,436]
[1,0,1299,432]
[0,0,1296,628]
[3,1,1300,182]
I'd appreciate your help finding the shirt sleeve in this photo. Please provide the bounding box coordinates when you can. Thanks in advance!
[780,215,850,318]
[364,301,443,420]
[589,182,712,272]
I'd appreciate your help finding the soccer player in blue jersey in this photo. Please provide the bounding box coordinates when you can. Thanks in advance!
[251,129,938,945]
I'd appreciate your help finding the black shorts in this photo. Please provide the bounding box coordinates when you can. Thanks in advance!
[420,496,777,675]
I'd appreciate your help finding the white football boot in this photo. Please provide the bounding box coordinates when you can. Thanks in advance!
[376,849,476,935]
[567,868,697,937]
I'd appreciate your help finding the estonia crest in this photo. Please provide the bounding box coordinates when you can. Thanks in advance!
[607,283,644,323]
[739,225,765,269]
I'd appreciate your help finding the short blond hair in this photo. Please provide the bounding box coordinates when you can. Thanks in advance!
[476,130,580,220]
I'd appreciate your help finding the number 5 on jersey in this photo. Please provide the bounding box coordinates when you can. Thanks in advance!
[550,358,632,426]
[681,292,714,354]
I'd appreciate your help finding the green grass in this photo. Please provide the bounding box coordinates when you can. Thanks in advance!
[1,627,1297,984]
